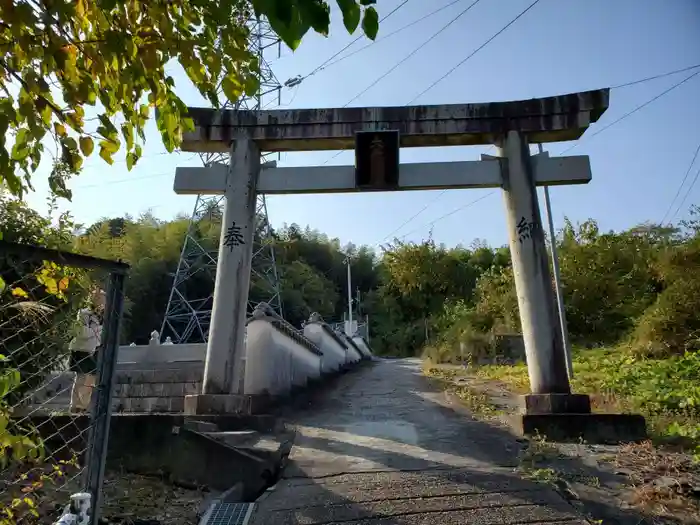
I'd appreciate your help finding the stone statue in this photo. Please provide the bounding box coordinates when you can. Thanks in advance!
[149,330,160,346]
[163,336,173,345]
[252,304,267,320]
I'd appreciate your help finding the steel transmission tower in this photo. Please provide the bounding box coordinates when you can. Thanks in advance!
[161,18,283,343]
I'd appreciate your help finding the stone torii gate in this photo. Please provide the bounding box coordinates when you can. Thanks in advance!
[173,89,644,438]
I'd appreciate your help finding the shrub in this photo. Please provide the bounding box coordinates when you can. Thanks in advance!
[630,277,700,358]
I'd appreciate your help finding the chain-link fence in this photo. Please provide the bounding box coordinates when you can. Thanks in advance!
[0,240,127,524]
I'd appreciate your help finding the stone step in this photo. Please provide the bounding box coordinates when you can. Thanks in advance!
[204,430,261,448]
[184,419,220,433]
[203,429,295,464]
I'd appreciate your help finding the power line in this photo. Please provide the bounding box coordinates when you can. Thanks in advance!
[343,0,483,107]
[661,139,700,225]
[402,66,700,231]
[318,0,466,75]
[384,63,700,241]
[560,69,700,155]
[370,0,540,236]
[379,189,448,243]
[81,150,172,169]
[396,191,497,241]
[407,0,542,104]
[611,63,700,89]
[74,154,198,189]
[287,0,410,87]
[76,48,700,225]
[75,172,171,190]
[670,165,700,223]
[320,0,486,166]
[417,68,700,235]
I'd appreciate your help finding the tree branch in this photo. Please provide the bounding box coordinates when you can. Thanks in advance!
[0,58,66,121]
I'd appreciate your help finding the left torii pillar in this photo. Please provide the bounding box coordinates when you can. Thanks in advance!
[183,137,260,415]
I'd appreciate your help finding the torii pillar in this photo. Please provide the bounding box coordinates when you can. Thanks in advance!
[182,136,261,415]
[174,90,646,442]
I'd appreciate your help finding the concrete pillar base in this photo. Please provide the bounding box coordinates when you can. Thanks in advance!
[184,393,271,416]
[512,413,647,444]
[521,393,591,414]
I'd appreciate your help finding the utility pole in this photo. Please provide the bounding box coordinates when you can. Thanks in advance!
[538,143,574,379]
[366,314,370,344]
[345,255,353,335]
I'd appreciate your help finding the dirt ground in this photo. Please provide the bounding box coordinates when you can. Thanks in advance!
[427,365,700,525]
[100,472,206,524]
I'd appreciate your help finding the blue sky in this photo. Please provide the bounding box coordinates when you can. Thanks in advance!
[24,0,700,251]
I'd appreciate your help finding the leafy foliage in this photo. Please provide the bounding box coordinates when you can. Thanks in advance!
[556,219,662,343]
[0,357,43,524]
[0,0,380,197]
[366,239,510,356]
[0,195,91,398]
[630,235,700,357]
[478,348,700,454]
[0,355,82,525]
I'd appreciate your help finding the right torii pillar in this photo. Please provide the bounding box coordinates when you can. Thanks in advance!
[496,132,645,442]
[498,130,579,401]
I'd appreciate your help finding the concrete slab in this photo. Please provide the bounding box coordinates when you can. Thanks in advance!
[515,413,647,444]
[27,413,276,498]
[255,496,576,525]
[249,359,587,524]
[521,393,591,414]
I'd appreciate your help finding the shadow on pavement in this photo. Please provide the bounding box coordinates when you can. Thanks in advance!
[251,359,678,525]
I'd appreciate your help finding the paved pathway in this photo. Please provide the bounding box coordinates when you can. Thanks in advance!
[250,358,586,525]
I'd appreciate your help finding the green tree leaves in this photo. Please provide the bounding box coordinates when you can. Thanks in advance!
[335,0,378,38]
[361,5,379,40]
[0,0,381,199]
[79,137,94,157]
[337,0,361,33]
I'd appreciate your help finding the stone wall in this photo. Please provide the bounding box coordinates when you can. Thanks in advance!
[28,311,370,414]
[112,363,204,413]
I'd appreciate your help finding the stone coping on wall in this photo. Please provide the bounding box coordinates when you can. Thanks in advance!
[352,335,374,354]
[247,304,323,357]
[117,342,206,365]
[312,319,352,351]
[340,332,364,356]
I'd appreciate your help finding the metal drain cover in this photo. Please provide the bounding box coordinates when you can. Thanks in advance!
[199,503,255,525]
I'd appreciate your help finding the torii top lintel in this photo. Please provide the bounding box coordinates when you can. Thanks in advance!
[181,88,609,154]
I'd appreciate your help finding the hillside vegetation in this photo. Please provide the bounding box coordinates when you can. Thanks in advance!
[2,194,700,448]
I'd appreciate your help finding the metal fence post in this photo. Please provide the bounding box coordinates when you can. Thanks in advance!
[85,271,125,525]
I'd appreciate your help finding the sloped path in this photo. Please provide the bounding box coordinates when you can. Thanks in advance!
[250,358,586,525]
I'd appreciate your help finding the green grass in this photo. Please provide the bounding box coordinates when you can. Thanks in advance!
[476,347,700,455]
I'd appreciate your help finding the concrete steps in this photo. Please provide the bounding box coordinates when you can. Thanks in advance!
[184,418,295,487]
[178,418,296,521]
[190,424,295,464]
